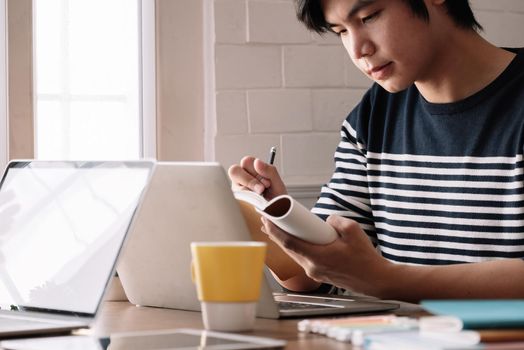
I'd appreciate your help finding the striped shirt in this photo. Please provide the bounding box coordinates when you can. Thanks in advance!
[312,48,524,265]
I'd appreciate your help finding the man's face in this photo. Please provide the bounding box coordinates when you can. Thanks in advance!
[321,0,438,92]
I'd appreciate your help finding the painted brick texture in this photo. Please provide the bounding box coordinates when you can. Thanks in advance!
[212,0,524,185]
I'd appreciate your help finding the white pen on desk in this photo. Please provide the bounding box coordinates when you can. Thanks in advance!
[267,146,276,165]
[297,316,418,346]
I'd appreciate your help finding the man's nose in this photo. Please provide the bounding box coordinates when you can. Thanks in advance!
[343,33,374,60]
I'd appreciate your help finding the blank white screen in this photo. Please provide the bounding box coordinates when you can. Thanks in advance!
[0,162,151,314]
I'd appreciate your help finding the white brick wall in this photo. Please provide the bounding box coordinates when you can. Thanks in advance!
[214,0,246,44]
[215,45,281,89]
[212,0,358,185]
[248,1,310,43]
[211,0,524,188]
[216,91,248,134]
[283,45,347,87]
[471,0,524,47]
[281,133,340,177]
[312,89,367,131]
[248,89,312,133]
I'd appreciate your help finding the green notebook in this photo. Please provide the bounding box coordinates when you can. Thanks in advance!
[421,300,524,329]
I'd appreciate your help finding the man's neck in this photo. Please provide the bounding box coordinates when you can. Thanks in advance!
[414,32,516,104]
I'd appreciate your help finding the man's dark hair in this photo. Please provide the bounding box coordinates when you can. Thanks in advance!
[295,0,483,34]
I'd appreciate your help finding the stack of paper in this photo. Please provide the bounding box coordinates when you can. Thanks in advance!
[421,300,524,329]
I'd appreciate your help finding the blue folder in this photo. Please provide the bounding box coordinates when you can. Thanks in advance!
[421,300,524,329]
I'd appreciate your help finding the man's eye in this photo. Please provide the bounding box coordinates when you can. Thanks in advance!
[362,10,381,24]
[334,29,347,37]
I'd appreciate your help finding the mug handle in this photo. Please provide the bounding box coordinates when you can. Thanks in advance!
[190,260,196,283]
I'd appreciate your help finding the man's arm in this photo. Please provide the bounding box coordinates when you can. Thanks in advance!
[270,269,321,292]
[380,258,524,302]
[270,244,524,300]
[261,215,524,302]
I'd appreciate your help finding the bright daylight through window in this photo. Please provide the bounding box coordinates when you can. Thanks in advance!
[34,0,141,160]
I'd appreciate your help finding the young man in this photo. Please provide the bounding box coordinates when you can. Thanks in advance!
[228,0,524,302]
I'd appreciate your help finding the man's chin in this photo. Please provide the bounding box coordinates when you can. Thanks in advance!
[376,80,411,93]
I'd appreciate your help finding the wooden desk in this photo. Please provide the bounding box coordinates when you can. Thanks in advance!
[88,301,379,349]
[88,301,524,349]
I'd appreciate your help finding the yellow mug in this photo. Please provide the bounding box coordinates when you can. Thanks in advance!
[190,241,267,302]
[190,241,267,331]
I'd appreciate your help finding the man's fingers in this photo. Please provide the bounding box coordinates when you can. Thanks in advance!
[253,158,286,195]
[228,161,266,194]
[253,158,273,178]
[261,217,315,256]
[261,222,305,267]
[241,156,271,185]
[261,218,335,283]
[326,215,361,236]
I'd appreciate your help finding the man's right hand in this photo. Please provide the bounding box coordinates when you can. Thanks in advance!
[228,156,287,200]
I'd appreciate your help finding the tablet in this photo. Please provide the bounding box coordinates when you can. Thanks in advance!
[0,328,286,350]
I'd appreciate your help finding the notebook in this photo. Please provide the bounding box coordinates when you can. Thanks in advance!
[117,162,398,318]
[0,160,154,337]
[422,300,524,329]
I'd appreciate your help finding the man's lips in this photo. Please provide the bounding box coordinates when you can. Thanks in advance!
[366,62,393,79]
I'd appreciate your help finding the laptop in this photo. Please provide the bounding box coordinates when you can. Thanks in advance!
[117,162,398,318]
[0,160,154,337]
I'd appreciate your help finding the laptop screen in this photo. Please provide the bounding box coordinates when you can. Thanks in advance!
[0,161,153,315]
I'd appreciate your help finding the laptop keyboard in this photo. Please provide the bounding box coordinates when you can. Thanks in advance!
[277,301,335,310]
[0,317,54,330]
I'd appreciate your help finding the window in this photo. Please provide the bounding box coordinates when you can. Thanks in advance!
[0,0,7,170]
[34,0,155,160]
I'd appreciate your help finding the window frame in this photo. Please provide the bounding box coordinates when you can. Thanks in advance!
[140,0,156,159]
[0,0,7,170]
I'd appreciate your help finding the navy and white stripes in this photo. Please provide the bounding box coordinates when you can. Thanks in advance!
[313,121,524,266]
[312,48,524,266]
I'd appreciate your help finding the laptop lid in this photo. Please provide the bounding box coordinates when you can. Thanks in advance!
[118,162,253,311]
[117,162,397,319]
[0,160,154,334]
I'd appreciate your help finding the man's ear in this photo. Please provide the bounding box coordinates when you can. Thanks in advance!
[425,0,446,13]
